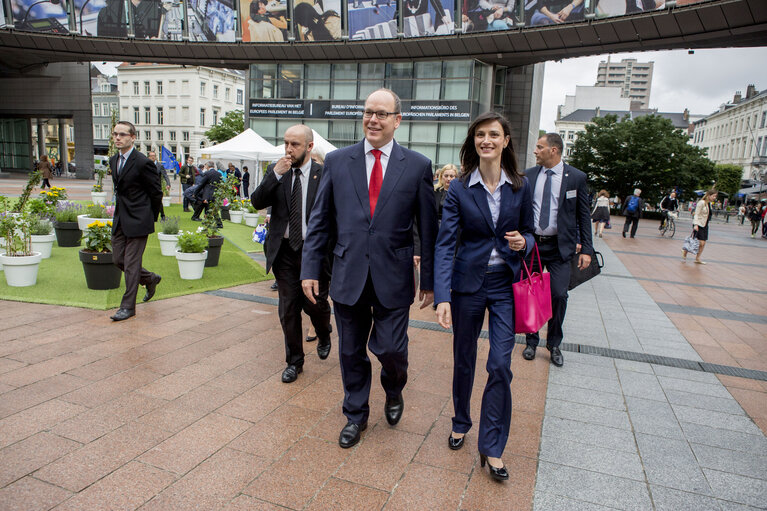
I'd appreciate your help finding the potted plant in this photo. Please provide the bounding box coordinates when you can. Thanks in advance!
[29,215,55,259]
[243,203,259,227]
[0,213,42,287]
[78,203,113,231]
[79,220,121,290]
[216,174,239,221]
[229,199,244,224]
[162,182,172,208]
[200,214,224,268]
[91,168,108,205]
[53,202,84,247]
[175,230,208,280]
[157,216,180,256]
[40,186,68,208]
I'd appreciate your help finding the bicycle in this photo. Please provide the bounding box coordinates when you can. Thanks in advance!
[659,211,677,238]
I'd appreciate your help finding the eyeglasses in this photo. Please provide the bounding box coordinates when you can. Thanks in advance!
[112,132,131,138]
[363,110,399,120]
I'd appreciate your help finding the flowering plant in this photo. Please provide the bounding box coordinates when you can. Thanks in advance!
[92,169,107,192]
[245,203,258,213]
[160,216,180,235]
[39,186,67,207]
[0,213,33,256]
[29,214,53,235]
[81,220,113,252]
[85,203,114,219]
[177,230,208,253]
[54,202,84,223]
[229,199,245,211]
[26,197,54,218]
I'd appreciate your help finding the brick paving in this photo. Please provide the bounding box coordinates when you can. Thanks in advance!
[0,178,765,510]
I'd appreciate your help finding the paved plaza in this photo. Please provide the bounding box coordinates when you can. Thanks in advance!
[0,176,766,510]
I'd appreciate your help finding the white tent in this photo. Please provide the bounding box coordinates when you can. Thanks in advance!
[200,128,283,191]
[311,129,337,160]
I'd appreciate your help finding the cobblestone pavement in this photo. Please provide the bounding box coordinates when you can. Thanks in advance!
[0,194,765,509]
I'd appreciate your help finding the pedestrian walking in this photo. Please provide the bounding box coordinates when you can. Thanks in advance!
[621,188,644,238]
[747,201,762,238]
[591,189,610,238]
[683,189,716,264]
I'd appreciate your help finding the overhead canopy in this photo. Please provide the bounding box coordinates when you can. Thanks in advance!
[311,130,337,160]
[201,129,283,161]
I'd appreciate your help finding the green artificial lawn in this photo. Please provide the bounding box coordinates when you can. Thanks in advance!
[0,205,271,310]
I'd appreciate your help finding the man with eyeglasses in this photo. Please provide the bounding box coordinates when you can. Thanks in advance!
[109,121,163,321]
[301,89,438,448]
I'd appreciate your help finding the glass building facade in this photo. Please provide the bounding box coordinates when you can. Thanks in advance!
[247,59,505,168]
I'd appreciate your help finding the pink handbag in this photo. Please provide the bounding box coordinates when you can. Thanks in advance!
[513,244,552,334]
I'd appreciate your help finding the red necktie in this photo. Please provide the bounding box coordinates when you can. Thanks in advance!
[369,149,383,217]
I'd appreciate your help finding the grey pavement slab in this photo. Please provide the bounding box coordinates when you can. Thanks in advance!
[533,491,617,511]
[548,370,623,394]
[680,422,767,454]
[544,398,632,431]
[666,390,747,416]
[650,486,723,511]
[652,364,722,384]
[617,369,667,402]
[541,416,638,454]
[550,360,618,381]
[539,435,644,481]
[690,443,767,481]
[703,469,767,508]
[614,359,654,374]
[635,433,712,495]
[657,375,735,399]
[546,383,627,411]
[625,396,685,439]
[672,405,763,436]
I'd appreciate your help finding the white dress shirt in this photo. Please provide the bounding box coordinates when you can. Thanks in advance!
[275,158,312,240]
[117,147,134,174]
[532,160,564,236]
[469,168,511,266]
[364,138,394,187]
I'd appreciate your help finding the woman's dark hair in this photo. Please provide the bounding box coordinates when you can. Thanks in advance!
[459,111,523,191]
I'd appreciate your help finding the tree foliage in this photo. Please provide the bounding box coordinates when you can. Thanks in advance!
[713,164,743,199]
[205,110,244,144]
[569,114,716,205]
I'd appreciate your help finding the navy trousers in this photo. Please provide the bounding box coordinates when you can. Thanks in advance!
[451,265,515,458]
[525,237,571,349]
[333,274,410,425]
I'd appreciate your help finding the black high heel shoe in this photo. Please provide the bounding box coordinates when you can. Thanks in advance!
[479,453,509,481]
[448,433,464,450]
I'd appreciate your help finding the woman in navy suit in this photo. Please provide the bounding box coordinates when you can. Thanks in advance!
[434,112,535,481]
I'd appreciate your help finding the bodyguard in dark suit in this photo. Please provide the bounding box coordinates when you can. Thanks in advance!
[191,162,222,226]
[522,133,593,366]
[301,89,438,448]
[109,121,163,321]
[251,125,332,383]
[148,150,170,220]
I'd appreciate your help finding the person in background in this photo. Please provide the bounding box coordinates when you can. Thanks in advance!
[179,156,196,212]
[148,150,170,220]
[747,201,762,238]
[39,155,53,189]
[434,164,458,222]
[683,189,717,264]
[659,191,679,231]
[242,166,251,198]
[621,188,644,238]
[591,189,610,238]
[191,161,223,227]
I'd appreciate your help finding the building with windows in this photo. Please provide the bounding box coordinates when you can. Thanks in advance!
[595,58,654,110]
[116,64,245,161]
[691,85,767,182]
[91,66,119,155]
[246,60,543,170]
[558,86,633,120]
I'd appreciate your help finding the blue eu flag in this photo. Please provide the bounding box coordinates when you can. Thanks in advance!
[160,146,180,174]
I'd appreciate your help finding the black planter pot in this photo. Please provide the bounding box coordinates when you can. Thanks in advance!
[54,221,82,247]
[205,236,224,267]
[79,250,122,290]
[220,206,230,221]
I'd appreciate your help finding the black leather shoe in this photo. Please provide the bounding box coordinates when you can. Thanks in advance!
[522,345,536,361]
[270,281,278,291]
[317,341,331,360]
[339,421,367,448]
[384,394,404,425]
[281,364,302,383]
[110,308,135,321]
[548,346,564,367]
[306,333,318,342]
[142,275,162,302]
[622,231,626,238]
[480,453,509,481]
[448,433,465,451]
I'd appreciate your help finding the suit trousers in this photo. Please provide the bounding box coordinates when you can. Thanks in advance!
[451,265,515,458]
[525,237,571,349]
[623,214,639,237]
[272,239,331,368]
[333,274,410,424]
[111,225,156,310]
[182,183,191,210]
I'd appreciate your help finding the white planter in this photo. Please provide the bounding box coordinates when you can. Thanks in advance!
[31,233,56,259]
[157,232,180,256]
[0,252,42,287]
[77,214,101,231]
[162,196,172,207]
[243,212,259,227]
[229,210,244,224]
[176,250,208,280]
[91,191,108,205]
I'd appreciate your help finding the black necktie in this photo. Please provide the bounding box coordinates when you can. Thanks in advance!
[539,169,554,231]
[289,168,303,251]
[117,155,125,176]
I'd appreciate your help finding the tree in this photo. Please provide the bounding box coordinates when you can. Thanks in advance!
[714,164,743,200]
[569,114,716,205]
[205,110,244,144]
[108,108,118,157]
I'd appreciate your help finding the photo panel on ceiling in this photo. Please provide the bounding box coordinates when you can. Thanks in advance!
[593,0,666,18]
[188,0,237,41]
[461,0,517,33]
[11,0,69,33]
[347,0,397,40]
[523,0,588,27]
[293,0,342,41]
[241,0,289,41]
[403,0,454,37]
[83,0,183,39]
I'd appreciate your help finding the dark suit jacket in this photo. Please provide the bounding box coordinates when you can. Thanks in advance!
[434,175,535,305]
[110,149,162,237]
[524,163,593,261]
[251,160,324,274]
[301,140,438,309]
[194,169,222,202]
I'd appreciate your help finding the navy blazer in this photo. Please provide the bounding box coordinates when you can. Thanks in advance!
[524,163,594,261]
[301,140,438,309]
[434,174,535,305]
[110,150,162,237]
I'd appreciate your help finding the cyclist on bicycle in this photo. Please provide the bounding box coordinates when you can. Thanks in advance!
[659,191,679,230]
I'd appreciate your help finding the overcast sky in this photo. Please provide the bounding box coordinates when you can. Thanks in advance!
[540,47,767,132]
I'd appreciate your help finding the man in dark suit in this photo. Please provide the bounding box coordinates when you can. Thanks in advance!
[179,156,196,211]
[148,150,170,220]
[522,133,593,367]
[301,89,438,448]
[251,125,332,383]
[109,121,163,321]
[190,162,222,227]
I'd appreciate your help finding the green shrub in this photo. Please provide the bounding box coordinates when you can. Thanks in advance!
[177,230,208,253]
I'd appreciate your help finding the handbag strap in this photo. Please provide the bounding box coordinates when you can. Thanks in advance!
[520,243,540,282]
